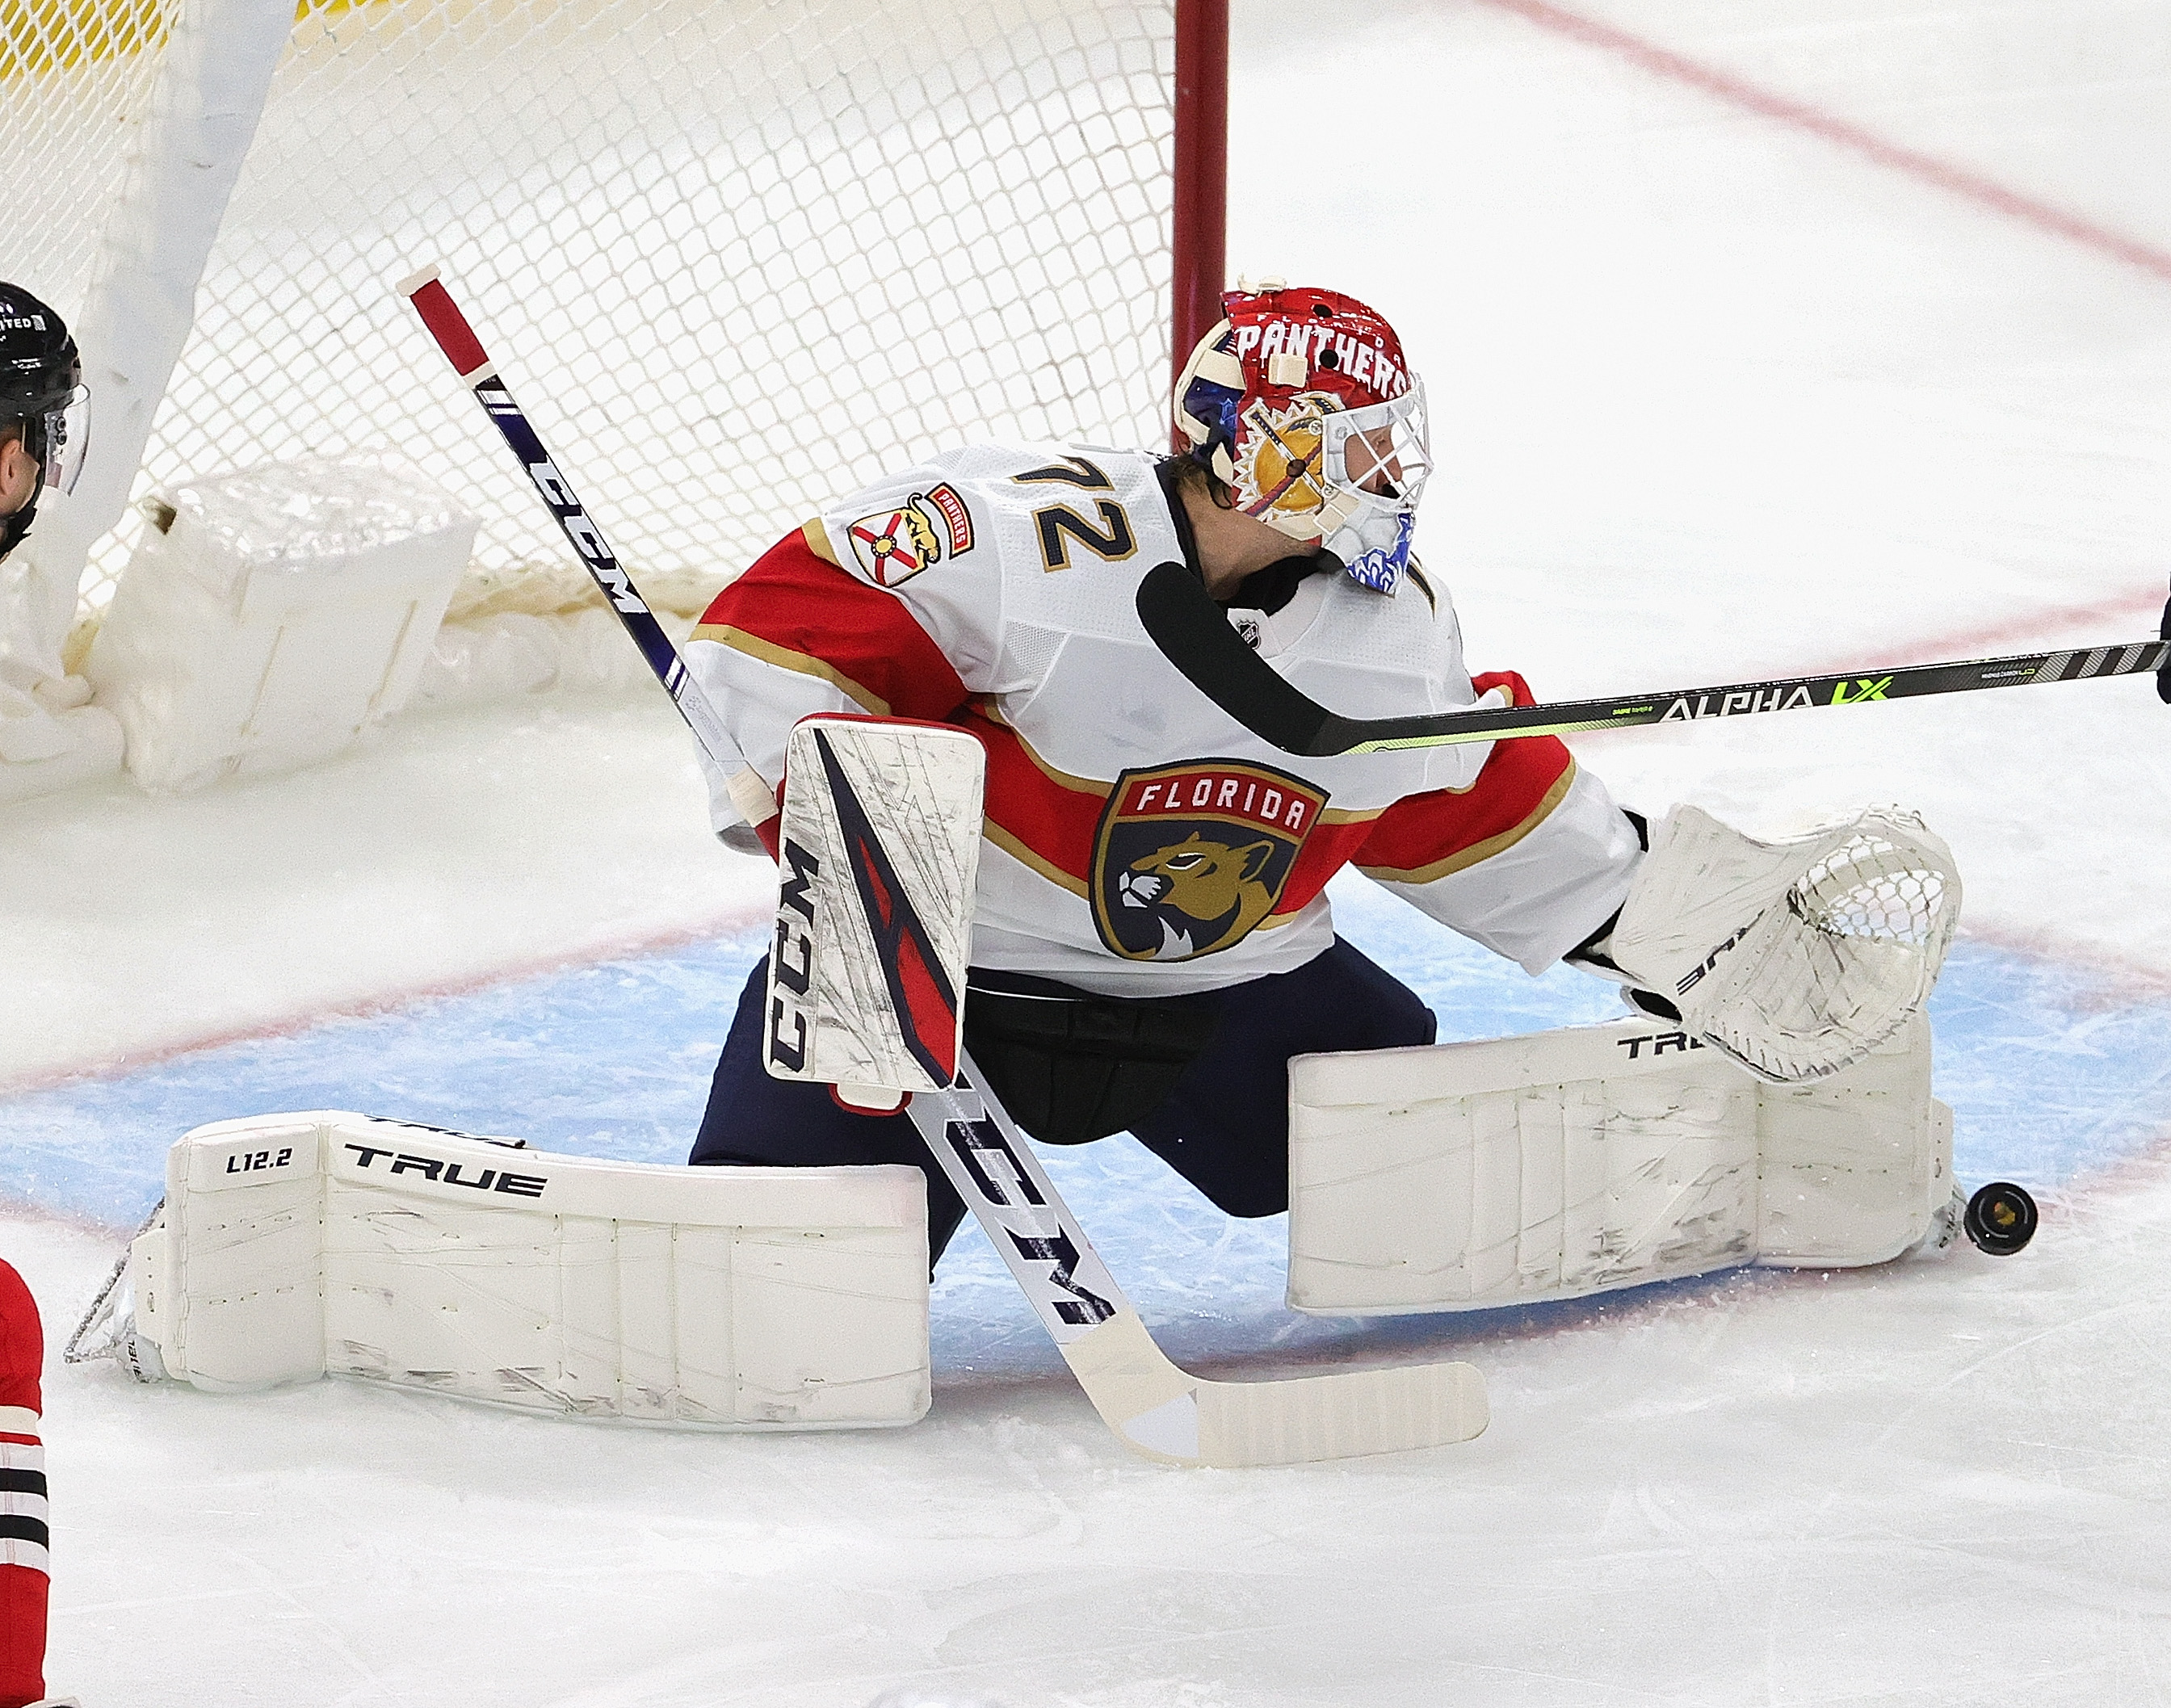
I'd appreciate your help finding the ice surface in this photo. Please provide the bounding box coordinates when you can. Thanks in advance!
[0,695,774,1092]
[6,0,2171,1701]
[6,873,2167,1371]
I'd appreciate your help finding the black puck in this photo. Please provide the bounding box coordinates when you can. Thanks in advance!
[1963,1181,2038,1256]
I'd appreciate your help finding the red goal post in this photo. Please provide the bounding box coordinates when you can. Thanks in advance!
[8,0,1228,655]
[1171,0,1228,438]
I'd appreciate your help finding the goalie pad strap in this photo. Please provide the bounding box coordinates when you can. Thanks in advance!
[131,1112,930,1429]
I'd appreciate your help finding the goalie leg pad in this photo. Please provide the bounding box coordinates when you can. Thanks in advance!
[124,1113,930,1429]
[1286,1013,1950,1315]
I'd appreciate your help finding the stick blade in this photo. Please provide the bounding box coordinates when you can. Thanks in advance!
[1065,1306,1489,1467]
[1195,1358,1489,1467]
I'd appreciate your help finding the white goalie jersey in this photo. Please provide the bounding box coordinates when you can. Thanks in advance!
[686,443,1644,994]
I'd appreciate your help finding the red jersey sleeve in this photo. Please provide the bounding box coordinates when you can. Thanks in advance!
[691,522,970,722]
[1352,670,1578,882]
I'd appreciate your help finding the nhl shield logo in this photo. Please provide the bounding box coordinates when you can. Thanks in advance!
[1091,761,1328,961]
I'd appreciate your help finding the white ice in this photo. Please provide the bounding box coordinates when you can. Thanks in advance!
[6,0,2171,1702]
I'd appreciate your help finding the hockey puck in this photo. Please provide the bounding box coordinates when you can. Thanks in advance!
[1963,1181,2038,1257]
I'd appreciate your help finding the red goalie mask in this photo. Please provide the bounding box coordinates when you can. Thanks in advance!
[1172,282,1430,594]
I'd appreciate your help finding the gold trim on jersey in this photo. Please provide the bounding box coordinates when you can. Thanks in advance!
[1354,763,1577,886]
[984,821,1090,898]
[967,699,1110,796]
[802,518,840,565]
[969,697,1399,823]
[687,623,889,716]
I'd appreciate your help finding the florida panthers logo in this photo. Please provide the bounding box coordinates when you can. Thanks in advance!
[844,484,975,589]
[1091,762,1327,961]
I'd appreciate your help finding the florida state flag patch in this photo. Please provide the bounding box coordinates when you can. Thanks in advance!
[1090,760,1327,961]
[844,484,974,589]
[846,498,942,587]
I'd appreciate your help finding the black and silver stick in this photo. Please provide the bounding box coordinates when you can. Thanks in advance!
[400,265,745,777]
[1135,560,2168,758]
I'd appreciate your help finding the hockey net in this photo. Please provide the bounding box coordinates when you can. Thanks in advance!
[12,0,1180,674]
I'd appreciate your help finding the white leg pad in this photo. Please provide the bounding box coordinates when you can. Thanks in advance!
[126,1112,930,1428]
[1287,1013,1950,1316]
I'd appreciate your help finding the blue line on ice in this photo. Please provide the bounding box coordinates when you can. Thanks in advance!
[6,877,2167,1370]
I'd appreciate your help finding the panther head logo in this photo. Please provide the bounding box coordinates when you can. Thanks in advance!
[1117,832,1279,959]
[1091,762,1327,962]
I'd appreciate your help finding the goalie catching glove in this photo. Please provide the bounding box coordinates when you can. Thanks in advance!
[1602,804,1961,1083]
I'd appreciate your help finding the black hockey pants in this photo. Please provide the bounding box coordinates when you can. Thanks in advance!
[690,937,1437,1265]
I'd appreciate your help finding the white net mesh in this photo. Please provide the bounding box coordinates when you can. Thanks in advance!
[1789,830,1952,948]
[4,0,175,327]
[21,0,1176,625]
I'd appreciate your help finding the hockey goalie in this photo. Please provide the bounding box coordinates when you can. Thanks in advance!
[682,279,2013,1293]
[85,281,2032,1452]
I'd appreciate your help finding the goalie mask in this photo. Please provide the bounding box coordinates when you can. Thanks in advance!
[0,280,89,560]
[1173,282,1430,594]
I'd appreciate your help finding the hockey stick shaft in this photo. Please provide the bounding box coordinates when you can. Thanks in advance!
[398,265,748,783]
[907,1056,1487,1467]
[907,1060,1133,1353]
[1135,560,2170,757]
[401,272,1483,1463]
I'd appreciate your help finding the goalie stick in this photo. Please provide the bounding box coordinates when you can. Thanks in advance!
[401,271,1488,1466]
[397,265,767,825]
[1134,560,2169,757]
[905,1054,1484,1466]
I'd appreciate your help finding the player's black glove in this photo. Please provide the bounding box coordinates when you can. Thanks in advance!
[2160,582,2170,704]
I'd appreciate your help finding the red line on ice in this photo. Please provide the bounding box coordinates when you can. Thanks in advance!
[0,902,774,1098]
[1475,0,2171,288]
[1840,590,2167,674]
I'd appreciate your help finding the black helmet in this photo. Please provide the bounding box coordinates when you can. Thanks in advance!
[2,281,82,424]
[1,281,88,558]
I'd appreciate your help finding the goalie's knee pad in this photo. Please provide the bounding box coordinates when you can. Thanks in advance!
[1608,804,1960,1082]
[1285,1012,1951,1316]
[103,1114,930,1429]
